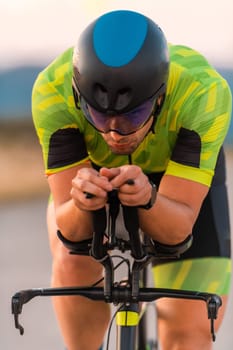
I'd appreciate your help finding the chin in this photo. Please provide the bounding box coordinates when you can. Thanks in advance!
[110,144,139,155]
[111,150,131,155]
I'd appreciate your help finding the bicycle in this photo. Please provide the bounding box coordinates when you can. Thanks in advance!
[11,189,222,349]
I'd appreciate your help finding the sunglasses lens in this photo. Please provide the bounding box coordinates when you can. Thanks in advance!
[80,97,155,135]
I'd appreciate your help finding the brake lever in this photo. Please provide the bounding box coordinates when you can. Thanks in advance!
[207,295,222,341]
[12,294,24,335]
[12,290,40,335]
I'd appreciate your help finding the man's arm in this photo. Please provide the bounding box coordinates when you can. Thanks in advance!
[48,164,113,241]
[48,166,93,241]
[104,166,209,245]
[139,174,209,245]
[50,164,209,245]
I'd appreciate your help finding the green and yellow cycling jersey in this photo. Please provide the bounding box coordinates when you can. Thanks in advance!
[32,44,232,187]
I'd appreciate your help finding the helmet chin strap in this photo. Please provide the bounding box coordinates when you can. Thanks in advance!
[72,85,81,110]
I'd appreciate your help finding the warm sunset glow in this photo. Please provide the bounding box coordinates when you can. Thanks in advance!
[1,0,233,69]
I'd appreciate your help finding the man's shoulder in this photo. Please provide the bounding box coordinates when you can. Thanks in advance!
[168,43,228,90]
[32,47,76,117]
[168,43,211,69]
[35,47,74,85]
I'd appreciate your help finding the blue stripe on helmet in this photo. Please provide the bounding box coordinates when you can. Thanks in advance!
[93,10,148,67]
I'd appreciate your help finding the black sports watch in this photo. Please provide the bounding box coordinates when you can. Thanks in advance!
[138,180,157,210]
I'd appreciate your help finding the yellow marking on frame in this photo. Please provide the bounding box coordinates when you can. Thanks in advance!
[172,260,193,289]
[116,311,139,326]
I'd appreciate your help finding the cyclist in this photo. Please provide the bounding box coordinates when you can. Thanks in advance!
[32,10,232,350]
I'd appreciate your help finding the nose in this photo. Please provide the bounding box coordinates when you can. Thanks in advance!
[108,116,120,129]
[108,130,124,141]
[106,117,125,138]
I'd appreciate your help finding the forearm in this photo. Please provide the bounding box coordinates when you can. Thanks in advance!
[138,193,195,245]
[55,199,93,242]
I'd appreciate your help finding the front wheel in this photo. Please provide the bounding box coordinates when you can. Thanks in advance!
[138,306,159,350]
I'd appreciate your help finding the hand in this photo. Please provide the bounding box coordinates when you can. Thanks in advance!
[70,167,113,210]
[100,165,152,207]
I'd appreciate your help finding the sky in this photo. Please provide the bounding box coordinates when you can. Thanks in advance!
[1,0,233,70]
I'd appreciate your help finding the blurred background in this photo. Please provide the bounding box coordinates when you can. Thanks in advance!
[0,0,232,349]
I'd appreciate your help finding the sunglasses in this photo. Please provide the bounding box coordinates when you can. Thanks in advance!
[78,95,157,136]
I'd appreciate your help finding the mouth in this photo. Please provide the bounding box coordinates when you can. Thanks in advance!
[102,133,138,154]
[110,141,131,148]
[108,141,137,156]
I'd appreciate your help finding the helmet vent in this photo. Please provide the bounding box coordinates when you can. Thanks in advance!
[93,83,108,109]
[115,88,132,111]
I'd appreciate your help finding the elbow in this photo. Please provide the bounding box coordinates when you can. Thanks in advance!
[55,204,93,241]
[175,223,193,243]
[54,207,77,241]
[172,217,194,244]
[55,212,72,240]
[174,207,198,244]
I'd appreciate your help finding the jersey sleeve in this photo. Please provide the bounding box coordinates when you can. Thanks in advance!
[165,64,232,186]
[31,49,89,175]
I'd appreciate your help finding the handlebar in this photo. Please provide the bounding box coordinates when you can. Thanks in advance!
[11,189,222,341]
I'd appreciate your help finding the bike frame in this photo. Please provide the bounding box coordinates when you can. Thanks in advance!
[11,193,222,349]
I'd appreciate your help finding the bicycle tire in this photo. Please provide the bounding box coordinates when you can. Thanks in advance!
[137,264,159,350]
[138,310,158,350]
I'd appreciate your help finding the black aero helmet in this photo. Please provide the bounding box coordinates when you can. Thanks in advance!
[73,10,169,114]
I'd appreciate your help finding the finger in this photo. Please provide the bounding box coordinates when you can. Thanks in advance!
[73,173,112,196]
[109,165,140,188]
[99,167,121,180]
[85,179,134,200]
[118,177,151,205]
[71,187,107,210]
